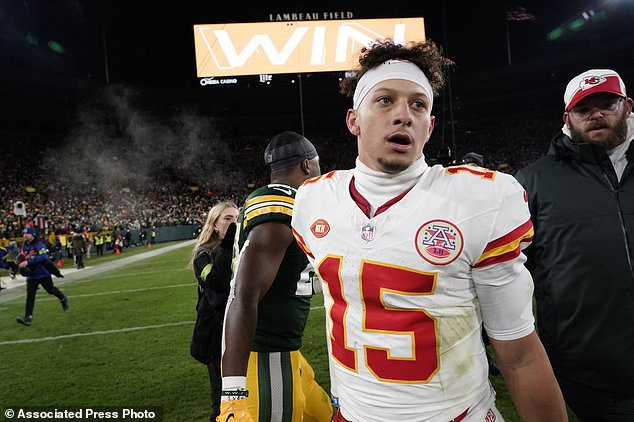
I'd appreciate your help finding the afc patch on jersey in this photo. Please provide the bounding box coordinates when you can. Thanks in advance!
[415,219,464,265]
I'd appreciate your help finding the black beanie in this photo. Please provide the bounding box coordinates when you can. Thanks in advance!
[264,131,318,171]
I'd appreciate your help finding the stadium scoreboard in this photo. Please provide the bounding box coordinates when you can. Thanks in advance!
[193,17,426,78]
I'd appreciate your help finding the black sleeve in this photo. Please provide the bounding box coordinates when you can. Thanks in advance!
[212,246,233,295]
[193,251,212,287]
[194,248,233,293]
[207,222,236,295]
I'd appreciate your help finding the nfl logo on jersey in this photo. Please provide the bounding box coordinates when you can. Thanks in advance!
[361,224,375,242]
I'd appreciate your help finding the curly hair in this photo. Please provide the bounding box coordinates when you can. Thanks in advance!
[339,39,454,99]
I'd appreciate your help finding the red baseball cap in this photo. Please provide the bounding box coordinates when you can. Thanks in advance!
[564,69,626,111]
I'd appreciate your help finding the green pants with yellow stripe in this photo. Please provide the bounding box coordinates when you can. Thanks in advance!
[245,350,333,422]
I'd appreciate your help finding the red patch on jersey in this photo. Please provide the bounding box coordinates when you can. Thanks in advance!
[523,190,528,202]
[310,219,330,238]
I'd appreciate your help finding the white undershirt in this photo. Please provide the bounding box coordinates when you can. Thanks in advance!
[608,129,633,182]
[353,156,428,217]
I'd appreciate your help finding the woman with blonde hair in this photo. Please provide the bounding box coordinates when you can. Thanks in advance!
[189,200,239,422]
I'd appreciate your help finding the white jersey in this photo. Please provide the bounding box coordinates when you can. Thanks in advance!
[291,165,535,422]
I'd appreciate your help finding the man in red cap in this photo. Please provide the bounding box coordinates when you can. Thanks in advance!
[516,69,634,421]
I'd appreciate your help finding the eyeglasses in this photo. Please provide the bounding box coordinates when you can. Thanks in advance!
[569,97,624,119]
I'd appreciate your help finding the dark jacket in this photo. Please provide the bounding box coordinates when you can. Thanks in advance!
[190,236,235,365]
[515,132,634,396]
[71,233,86,256]
[19,240,52,281]
[194,245,233,314]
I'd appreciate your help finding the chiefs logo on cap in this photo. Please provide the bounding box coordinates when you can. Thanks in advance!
[415,220,464,265]
[310,219,330,238]
[579,75,606,90]
[564,70,626,110]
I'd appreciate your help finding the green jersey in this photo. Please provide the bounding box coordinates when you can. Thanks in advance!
[238,183,312,352]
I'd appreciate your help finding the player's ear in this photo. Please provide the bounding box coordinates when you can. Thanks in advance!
[300,159,310,175]
[346,109,360,136]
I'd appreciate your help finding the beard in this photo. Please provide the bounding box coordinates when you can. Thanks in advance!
[377,157,410,174]
[569,110,629,150]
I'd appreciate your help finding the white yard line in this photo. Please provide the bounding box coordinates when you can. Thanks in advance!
[0,321,194,345]
[1,239,325,346]
[35,283,193,302]
[87,268,186,280]
[0,240,195,304]
[1,304,324,346]
[0,306,325,345]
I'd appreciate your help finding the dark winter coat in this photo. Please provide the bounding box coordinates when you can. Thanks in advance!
[515,132,634,396]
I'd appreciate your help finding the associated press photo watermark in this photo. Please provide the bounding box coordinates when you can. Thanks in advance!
[3,407,162,421]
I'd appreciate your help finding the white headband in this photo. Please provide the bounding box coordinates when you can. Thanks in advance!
[352,59,434,110]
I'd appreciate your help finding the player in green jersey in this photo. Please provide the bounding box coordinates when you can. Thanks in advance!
[218,131,333,422]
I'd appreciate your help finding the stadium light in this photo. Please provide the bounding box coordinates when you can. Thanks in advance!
[47,40,65,53]
[569,18,586,30]
[581,10,595,20]
[547,8,606,41]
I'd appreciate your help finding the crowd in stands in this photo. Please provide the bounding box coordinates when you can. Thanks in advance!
[447,111,560,173]
[1,112,561,240]
[1,150,246,238]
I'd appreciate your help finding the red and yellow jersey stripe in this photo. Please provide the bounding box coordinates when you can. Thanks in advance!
[292,228,314,259]
[301,170,337,187]
[474,219,534,268]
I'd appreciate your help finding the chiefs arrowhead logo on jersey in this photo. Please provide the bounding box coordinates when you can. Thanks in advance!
[415,219,464,265]
[310,219,330,238]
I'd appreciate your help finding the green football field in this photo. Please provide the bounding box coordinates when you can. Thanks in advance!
[0,242,575,421]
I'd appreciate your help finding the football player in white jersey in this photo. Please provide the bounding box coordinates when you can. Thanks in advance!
[290,39,568,422]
